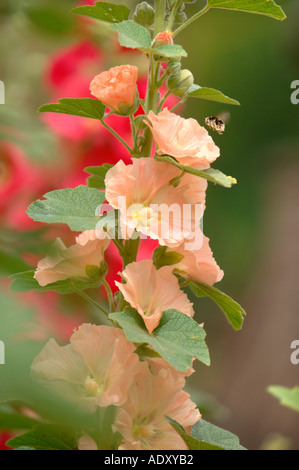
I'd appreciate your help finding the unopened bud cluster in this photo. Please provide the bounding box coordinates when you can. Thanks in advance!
[132,1,194,98]
[166,2,187,26]
[133,2,155,27]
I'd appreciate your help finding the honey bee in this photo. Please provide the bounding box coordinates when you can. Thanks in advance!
[205,112,230,135]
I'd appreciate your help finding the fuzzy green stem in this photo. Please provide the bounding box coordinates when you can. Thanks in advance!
[166,0,183,30]
[130,115,136,142]
[173,4,210,37]
[169,169,185,187]
[154,0,166,35]
[179,278,192,288]
[170,96,187,112]
[124,237,140,267]
[102,279,115,313]
[140,54,159,157]
[156,68,169,89]
[100,119,132,153]
[73,286,110,318]
[158,90,171,112]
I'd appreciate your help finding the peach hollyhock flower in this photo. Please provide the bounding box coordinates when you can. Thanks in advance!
[31,324,140,412]
[147,360,200,433]
[168,235,224,285]
[115,260,194,334]
[34,230,109,287]
[90,65,138,112]
[105,158,205,247]
[146,357,199,431]
[146,108,220,169]
[113,363,200,450]
[179,172,207,206]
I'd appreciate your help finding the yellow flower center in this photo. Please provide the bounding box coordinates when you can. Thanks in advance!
[128,204,154,229]
[84,376,102,397]
[133,420,163,449]
[134,423,155,440]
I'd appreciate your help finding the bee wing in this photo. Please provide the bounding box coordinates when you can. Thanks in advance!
[217,111,231,124]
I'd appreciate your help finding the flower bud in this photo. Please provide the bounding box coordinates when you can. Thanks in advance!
[167,61,181,76]
[167,69,194,97]
[154,30,173,47]
[173,10,187,25]
[133,2,155,27]
[167,0,177,8]
[85,262,107,283]
[134,115,147,130]
[136,135,147,148]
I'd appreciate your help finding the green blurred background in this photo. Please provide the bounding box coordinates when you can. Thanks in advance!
[0,0,298,450]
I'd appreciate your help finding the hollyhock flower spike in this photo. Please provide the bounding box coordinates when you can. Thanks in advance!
[17,0,259,451]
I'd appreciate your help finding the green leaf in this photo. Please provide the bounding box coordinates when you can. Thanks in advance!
[192,419,246,450]
[110,21,187,57]
[111,20,151,50]
[38,98,105,120]
[96,211,117,230]
[155,44,187,58]
[110,307,210,372]
[7,424,77,450]
[135,344,162,360]
[189,280,246,331]
[0,412,40,430]
[168,418,223,450]
[71,1,130,24]
[85,164,113,190]
[10,269,106,295]
[188,85,240,105]
[27,186,105,232]
[153,246,184,270]
[203,168,237,187]
[154,154,237,188]
[207,0,286,21]
[268,386,299,413]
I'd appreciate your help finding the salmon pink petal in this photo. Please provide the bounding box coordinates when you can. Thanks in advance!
[147,108,220,169]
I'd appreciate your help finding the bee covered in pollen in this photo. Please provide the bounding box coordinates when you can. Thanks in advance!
[205,112,230,135]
